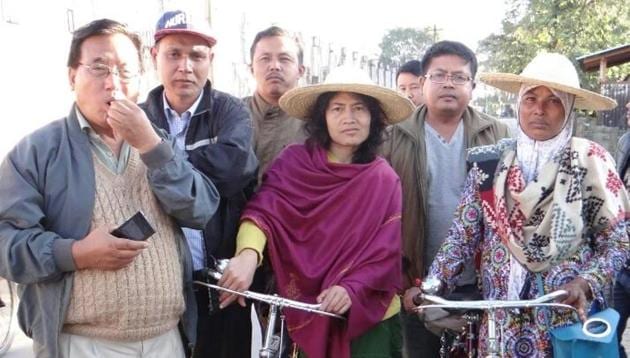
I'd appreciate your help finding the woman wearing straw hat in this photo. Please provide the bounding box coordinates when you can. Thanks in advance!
[217,67,414,358]
[423,52,629,356]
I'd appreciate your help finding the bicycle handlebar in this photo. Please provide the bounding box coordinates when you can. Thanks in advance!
[194,280,345,319]
[413,290,577,312]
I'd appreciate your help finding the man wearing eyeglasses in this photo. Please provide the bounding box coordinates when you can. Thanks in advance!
[140,10,258,358]
[382,40,509,357]
[0,19,219,358]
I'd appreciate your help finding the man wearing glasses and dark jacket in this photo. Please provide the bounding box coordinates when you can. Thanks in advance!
[382,40,509,357]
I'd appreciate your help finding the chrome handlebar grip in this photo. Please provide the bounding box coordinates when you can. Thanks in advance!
[421,276,444,296]
[206,257,230,281]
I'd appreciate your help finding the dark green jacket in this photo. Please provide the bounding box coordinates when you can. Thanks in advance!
[382,105,509,285]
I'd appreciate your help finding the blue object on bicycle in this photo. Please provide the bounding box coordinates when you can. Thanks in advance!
[550,308,620,358]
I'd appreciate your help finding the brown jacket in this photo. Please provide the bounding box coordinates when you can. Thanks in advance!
[244,92,306,184]
[382,105,509,287]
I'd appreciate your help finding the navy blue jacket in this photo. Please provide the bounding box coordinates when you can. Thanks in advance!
[142,81,258,258]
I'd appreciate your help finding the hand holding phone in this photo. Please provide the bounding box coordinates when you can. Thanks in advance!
[111,211,155,241]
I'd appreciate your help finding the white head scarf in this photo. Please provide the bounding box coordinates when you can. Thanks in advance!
[515,84,576,183]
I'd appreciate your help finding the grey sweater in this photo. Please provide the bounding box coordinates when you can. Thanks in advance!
[0,105,219,357]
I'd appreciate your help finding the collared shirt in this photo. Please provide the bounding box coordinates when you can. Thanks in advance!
[163,91,206,270]
[76,108,130,174]
[163,91,203,150]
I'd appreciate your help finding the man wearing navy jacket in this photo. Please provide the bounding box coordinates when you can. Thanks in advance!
[141,10,258,358]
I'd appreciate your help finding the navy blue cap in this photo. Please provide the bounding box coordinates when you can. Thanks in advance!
[154,10,216,47]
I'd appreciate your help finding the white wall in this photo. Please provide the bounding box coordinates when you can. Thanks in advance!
[0,1,74,158]
[0,0,171,159]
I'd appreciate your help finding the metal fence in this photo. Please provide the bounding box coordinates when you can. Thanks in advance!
[301,36,400,88]
[599,82,630,128]
[574,81,630,154]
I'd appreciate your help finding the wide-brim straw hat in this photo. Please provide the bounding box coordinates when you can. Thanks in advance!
[279,66,415,124]
[479,52,616,111]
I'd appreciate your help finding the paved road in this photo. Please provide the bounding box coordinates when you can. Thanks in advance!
[3,318,629,357]
[2,301,629,357]
[1,279,32,358]
[4,328,32,358]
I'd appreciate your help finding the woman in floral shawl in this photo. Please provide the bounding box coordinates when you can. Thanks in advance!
[217,67,414,358]
[423,53,629,357]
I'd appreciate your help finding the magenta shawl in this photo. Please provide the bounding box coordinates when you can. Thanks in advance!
[242,144,402,358]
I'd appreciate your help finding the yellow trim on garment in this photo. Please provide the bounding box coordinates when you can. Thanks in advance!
[383,295,401,319]
[235,220,267,265]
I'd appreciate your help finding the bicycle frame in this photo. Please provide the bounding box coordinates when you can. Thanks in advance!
[414,290,577,358]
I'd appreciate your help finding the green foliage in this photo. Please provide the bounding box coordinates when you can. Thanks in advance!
[378,27,434,66]
[478,0,630,90]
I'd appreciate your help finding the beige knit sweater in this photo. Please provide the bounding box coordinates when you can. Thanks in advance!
[63,150,185,341]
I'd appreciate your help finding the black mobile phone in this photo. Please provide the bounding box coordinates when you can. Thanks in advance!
[111,211,155,241]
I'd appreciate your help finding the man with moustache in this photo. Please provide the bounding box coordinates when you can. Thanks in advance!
[382,40,509,357]
[0,19,218,358]
[244,26,306,184]
[140,10,258,358]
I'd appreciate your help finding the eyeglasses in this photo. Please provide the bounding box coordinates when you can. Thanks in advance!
[79,63,138,83]
[425,72,473,85]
